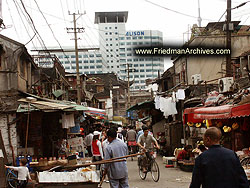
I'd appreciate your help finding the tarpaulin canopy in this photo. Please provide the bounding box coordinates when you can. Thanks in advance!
[184,103,250,122]
[126,100,154,112]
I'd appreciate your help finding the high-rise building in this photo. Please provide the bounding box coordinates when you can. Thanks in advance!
[33,11,164,90]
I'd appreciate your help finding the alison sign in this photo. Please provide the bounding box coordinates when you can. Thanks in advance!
[126,31,145,36]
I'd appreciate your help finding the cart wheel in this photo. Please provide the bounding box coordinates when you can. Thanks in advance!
[6,169,18,188]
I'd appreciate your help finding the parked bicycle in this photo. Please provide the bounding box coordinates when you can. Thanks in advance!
[6,168,18,188]
[138,150,160,182]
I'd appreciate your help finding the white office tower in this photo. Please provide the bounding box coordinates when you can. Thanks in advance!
[95,12,127,75]
[95,12,164,90]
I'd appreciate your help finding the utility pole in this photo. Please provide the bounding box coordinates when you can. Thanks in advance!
[226,0,232,77]
[127,63,131,108]
[197,0,202,27]
[67,12,84,104]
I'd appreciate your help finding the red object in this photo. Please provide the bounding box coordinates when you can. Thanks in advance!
[128,141,137,146]
[165,165,174,168]
[177,150,188,161]
[92,140,101,156]
[183,103,250,121]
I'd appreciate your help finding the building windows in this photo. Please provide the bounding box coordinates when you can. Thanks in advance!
[84,66,89,69]
[135,86,140,89]
[153,69,158,72]
[120,42,125,45]
[115,27,117,29]
[116,49,119,51]
[109,32,112,35]
[146,69,151,72]
[127,48,132,51]
[96,54,102,57]
[90,66,95,69]
[111,66,114,68]
[138,36,143,39]
[106,38,108,41]
[64,55,69,58]
[106,49,109,52]
[120,48,125,52]
[71,61,76,64]
[105,32,108,35]
[120,54,126,57]
[144,36,151,39]
[107,55,109,57]
[120,59,126,62]
[90,60,95,63]
[146,58,152,61]
[135,80,139,83]
[127,59,132,62]
[126,37,131,40]
[140,75,145,78]
[84,60,88,63]
[141,80,145,83]
[96,60,102,63]
[127,53,132,56]
[71,55,76,58]
[134,64,138,67]
[134,75,139,78]
[146,64,152,67]
[105,27,107,29]
[79,66,82,69]
[121,70,126,73]
[79,55,82,58]
[116,38,118,40]
[140,69,145,72]
[65,61,70,64]
[139,42,143,45]
[72,66,76,69]
[139,58,144,61]
[119,37,125,40]
[146,75,151,78]
[132,42,137,45]
[132,36,137,40]
[89,54,94,57]
[106,44,109,46]
[79,60,82,63]
[90,71,95,74]
[152,36,159,39]
[96,65,102,68]
[110,44,112,46]
[83,55,88,58]
[109,27,112,29]
[126,42,131,45]
[65,67,70,69]
[140,64,144,67]
[58,55,63,59]
[134,59,138,62]
[117,66,119,68]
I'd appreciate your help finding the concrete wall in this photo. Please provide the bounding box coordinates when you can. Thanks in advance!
[174,34,250,85]
[152,119,165,138]
[0,113,18,163]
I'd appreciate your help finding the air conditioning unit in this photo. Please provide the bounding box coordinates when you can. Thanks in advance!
[218,77,234,93]
[191,74,201,85]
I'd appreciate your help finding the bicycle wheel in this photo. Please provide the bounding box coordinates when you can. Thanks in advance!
[138,158,147,180]
[151,160,160,182]
[7,170,18,188]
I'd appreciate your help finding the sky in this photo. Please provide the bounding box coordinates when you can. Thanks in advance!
[1,0,250,69]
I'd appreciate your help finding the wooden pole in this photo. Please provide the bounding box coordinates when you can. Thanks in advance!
[25,103,30,155]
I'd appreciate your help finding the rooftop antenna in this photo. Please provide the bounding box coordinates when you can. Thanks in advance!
[198,0,202,27]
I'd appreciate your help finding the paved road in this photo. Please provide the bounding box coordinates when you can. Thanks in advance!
[102,156,192,188]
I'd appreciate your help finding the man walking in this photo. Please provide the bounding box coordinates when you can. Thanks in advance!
[103,128,129,188]
[190,127,249,188]
[84,129,93,157]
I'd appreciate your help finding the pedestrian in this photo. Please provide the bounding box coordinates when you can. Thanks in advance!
[190,127,249,188]
[177,145,192,161]
[84,128,93,157]
[103,128,129,188]
[5,158,31,188]
[121,126,128,140]
[91,131,103,170]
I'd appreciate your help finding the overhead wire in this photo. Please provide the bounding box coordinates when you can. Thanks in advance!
[6,0,20,40]
[33,0,71,63]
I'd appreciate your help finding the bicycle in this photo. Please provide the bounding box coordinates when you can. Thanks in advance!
[127,141,137,161]
[6,168,18,188]
[138,150,160,182]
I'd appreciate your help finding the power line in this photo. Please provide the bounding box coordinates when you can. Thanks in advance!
[6,0,20,40]
[144,0,214,21]
[33,0,71,63]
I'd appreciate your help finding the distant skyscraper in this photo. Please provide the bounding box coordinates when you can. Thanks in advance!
[34,11,164,90]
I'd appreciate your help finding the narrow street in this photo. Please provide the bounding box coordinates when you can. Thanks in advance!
[102,156,192,188]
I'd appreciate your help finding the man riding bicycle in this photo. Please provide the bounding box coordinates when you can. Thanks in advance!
[137,125,160,173]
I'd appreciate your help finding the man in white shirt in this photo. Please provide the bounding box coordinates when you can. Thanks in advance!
[84,129,94,157]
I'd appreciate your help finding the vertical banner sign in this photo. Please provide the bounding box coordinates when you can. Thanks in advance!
[0,0,2,20]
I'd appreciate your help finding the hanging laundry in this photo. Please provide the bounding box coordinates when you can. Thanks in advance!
[172,92,177,102]
[176,89,185,100]
[163,97,178,118]
[154,95,160,109]
[62,113,75,129]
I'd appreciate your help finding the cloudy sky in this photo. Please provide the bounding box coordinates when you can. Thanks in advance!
[1,0,250,68]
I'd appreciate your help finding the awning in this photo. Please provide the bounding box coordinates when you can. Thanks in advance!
[231,103,250,118]
[183,103,250,122]
[193,105,233,120]
[126,100,154,112]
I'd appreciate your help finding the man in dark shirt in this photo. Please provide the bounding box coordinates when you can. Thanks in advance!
[190,127,249,188]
